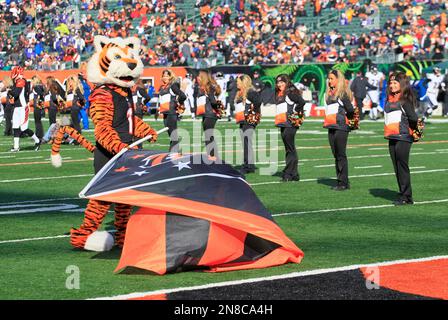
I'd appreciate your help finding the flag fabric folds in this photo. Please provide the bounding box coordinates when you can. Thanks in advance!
[81,150,304,274]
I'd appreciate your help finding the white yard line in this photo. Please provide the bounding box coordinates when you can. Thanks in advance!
[0,234,70,244]
[91,254,448,300]
[250,168,448,186]
[2,198,447,245]
[0,174,93,183]
[0,167,446,185]
[0,197,81,205]
[354,165,382,169]
[272,198,448,217]
[16,156,44,160]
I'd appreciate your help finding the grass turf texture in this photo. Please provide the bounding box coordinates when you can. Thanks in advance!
[0,117,447,299]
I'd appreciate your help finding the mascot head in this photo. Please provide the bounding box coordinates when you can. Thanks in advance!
[87,36,143,88]
[11,66,24,80]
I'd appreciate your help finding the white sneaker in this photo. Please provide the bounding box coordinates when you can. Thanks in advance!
[10,147,20,152]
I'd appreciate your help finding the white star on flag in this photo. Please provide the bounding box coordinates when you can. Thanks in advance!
[173,161,191,171]
[132,170,149,177]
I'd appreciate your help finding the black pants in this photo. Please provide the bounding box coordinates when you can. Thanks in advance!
[4,105,13,136]
[70,107,81,133]
[443,95,448,116]
[388,139,413,201]
[14,128,35,138]
[227,98,235,118]
[328,129,349,186]
[202,117,217,157]
[355,97,365,119]
[135,105,144,119]
[33,106,44,139]
[240,123,256,170]
[281,126,298,179]
[163,113,179,153]
[49,107,57,125]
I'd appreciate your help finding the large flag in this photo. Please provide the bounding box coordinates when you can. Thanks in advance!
[81,150,303,274]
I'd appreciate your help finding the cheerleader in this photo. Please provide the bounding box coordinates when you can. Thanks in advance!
[45,76,64,126]
[66,75,86,133]
[324,70,354,190]
[134,79,152,120]
[196,70,222,159]
[384,72,418,205]
[274,74,306,182]
[8,67,41,152]
[30,76,45,139]
[181,73,195,119]
[235,74,261,174]
[158,69,186,153]
[1,76,13,136]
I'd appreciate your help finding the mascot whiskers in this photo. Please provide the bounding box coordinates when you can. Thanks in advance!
[56,36,158,251]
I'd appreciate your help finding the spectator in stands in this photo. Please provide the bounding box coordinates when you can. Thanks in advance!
[0,0,447,68]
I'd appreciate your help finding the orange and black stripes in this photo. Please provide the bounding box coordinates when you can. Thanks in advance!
[70,200,132,249]
[70,200,111,248]
[99,43,135,76]
[51,126,96,156]
[70,82,157,250]
[114,203,133,247]
[134,116,156,138]
[99,43,118,76]
[90,85,157,154]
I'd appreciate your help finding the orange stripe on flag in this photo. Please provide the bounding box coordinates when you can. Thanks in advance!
[115,207,167,274]
[93,189,304,274]
[198,222,246,266]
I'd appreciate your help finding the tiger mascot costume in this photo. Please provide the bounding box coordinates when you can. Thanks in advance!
[68,35,158,251]
[50,125,96,167]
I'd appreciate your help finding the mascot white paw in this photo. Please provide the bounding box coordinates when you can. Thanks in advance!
[51,153,62,168]
[84,231,115,252]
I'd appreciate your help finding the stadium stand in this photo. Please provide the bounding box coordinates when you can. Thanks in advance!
[0,0,446,69]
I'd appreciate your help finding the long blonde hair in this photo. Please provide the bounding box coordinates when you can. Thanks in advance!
[235,74,253,101]
[66,75,84,95]
[198,70,222,96]
[326,69,353,100]
[31,75,43,86]
[2,76,13,89]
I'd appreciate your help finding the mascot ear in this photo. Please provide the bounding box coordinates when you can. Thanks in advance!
[94,35,112,52]
[125,37,141,52]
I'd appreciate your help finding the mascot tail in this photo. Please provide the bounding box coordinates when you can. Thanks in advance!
[51,126,96,167]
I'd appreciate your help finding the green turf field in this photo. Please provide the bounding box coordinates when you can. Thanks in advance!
[0,116,447,299]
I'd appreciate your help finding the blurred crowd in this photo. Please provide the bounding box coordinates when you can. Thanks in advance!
[0,0,447,70]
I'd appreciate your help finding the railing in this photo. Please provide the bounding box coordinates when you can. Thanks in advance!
[362,8,381,31]
[313,10,341,30]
